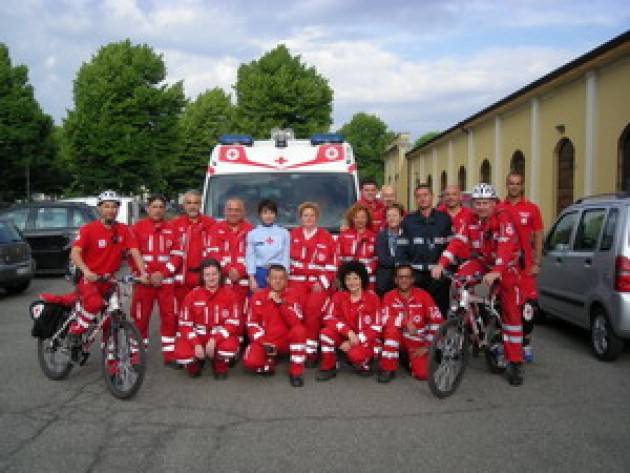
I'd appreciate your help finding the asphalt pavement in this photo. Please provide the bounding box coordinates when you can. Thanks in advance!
[1,277,629,473]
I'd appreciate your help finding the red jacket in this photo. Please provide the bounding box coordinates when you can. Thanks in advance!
[170,214,216,286]
[247,287,304,342]
[358,197,385,233]
[323,291,381,345]
[437,204,473,234]
[178,286,241,346]
[289,227,337,289]
[337,228,377,278]
[206,220,253,285]
[498,198,543,269]
[438,209,522,275]
[382,287,443,346]
[130,218,182,282]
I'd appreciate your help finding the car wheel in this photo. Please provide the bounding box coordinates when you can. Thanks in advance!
[6,280,31,295]
[590,308,624,361]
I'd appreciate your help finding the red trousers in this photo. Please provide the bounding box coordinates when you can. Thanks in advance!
[130,284,177,362]
[380,326,429,379]
[458,260,523,363]
[520,271,537,301]
[242,325,306,377]
[289,280,330,361]
[224,281,249,338]
[319,326,375,371]
[174,333,240,374]
[69,279,113,335]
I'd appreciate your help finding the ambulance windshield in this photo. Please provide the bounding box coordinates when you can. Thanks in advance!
[205,172,357,232]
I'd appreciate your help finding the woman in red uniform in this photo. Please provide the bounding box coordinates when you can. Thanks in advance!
[288,202,337,365]
[317,260,382,381]
[337,203,377,291]
[174,258,241,379]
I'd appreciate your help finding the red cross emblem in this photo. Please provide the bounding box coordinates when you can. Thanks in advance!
[265,237,275,244]
[275,156,287,166]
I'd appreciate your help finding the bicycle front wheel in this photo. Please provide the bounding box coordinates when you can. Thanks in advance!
[427,317,470,398]
[102,319,146,400]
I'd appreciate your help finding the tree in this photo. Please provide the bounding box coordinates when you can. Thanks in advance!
[338,112,394,184]
[0,43,57,202]
[414,131,441,149]
[235,45,333,139]
[63,39,186,195]
[171,88,235,191]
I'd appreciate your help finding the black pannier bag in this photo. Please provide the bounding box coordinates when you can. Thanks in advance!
[30,300,70,339]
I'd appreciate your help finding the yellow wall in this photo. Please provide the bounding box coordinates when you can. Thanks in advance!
[400,44,630,226]
[597,56,630,192]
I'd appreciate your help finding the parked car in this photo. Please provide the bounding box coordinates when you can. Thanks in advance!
[0,202,97,274]
[538,193,630,361]
[0,219,34,294]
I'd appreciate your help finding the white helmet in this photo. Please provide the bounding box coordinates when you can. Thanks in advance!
[471,183,498,200]
[97,190,121,206]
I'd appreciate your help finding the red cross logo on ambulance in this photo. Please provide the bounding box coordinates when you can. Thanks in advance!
[226,148,240,161]
[325,147,339,160]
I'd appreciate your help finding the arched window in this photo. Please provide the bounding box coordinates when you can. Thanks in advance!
[427,174,433,192]
[480,159,491,184]
[511,150,526,180]
[618,124,630,192]
[556,138,575,215]
[440,171,447,192]
[458,166,467,191]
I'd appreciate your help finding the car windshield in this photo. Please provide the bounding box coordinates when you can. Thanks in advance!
[0,221,23,244]
[205,173,357,231]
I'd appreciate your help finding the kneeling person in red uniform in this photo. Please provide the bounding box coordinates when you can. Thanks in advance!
[317,260,382,381]
[243,265,307,387]
[378,264,443,383]
[174,259,241,379]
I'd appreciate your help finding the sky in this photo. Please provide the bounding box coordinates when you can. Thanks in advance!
[1,0,629,141]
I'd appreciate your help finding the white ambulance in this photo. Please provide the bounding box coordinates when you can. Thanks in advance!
[202,130,359,232]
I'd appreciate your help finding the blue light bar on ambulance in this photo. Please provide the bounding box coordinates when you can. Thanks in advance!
[310,133,344,145]
[219,134,254,146]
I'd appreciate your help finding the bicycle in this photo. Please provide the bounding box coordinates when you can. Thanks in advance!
[32,275,147,400]
[427,271,505,398]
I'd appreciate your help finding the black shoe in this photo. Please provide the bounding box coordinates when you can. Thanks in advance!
[214,371,228,381]
[356,365,374,377]
[316,369,337,382]
[163,360,181,370]
[377,370,395,384]
[507,362,524,386]
[289,375,304,387]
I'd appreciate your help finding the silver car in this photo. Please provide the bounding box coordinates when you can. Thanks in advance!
[538,193,630,361]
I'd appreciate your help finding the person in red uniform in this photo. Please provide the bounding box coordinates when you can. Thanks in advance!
[205,198,253,334]
[337,203,377,291]
[431,183,525,386]
[243,264,307,387]
[378,264,443,383]
[357,178,385,232]
[317,260,382,381]
[129,194,181,365]
[498,171,544,362]
[288,202,336,365]
[170,190,215,310]
[437,184,473,233]
[69,190,148,340]
[174,258,241,379]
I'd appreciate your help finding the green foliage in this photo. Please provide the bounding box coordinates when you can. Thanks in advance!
[338,112,394,185]
[0,43,57,201]
[235,45,333,139]
[172,88,235,191]
[414,131,441,149]
[62,39,185,195]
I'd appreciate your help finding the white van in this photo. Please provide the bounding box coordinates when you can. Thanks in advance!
[202,131,359,232]
[59,196,141,226]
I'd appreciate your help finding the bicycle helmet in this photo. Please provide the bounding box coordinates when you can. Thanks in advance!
[471,183,498,200]
[97,190,121,206]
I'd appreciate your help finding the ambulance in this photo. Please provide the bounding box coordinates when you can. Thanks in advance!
[202,130,359,232]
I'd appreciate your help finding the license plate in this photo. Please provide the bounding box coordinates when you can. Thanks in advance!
[17,267,30,275]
